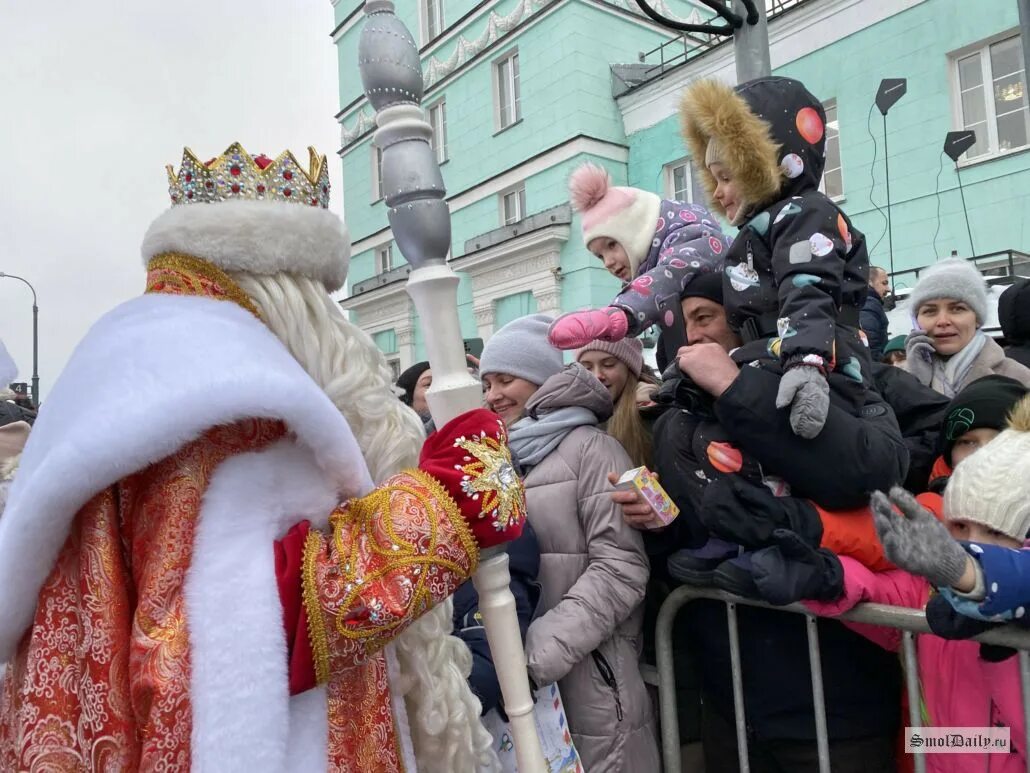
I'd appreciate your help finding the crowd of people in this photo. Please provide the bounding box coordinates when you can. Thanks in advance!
[3,73,1030,773]
[391,75,1030,773]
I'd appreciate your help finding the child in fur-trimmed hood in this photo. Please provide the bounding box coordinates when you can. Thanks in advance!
[681,76,874,439]
[552,77,874,440]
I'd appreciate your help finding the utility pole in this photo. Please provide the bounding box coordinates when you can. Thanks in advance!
[0,272,40,408]
[634,0,771,81]
[733,0,770,82]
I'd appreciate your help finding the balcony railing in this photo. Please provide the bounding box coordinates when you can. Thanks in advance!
[616,0,813,96]
[888,249,1030,296]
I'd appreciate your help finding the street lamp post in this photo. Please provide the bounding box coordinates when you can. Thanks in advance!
[0,272,39,408]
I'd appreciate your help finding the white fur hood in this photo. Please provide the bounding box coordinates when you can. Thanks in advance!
[0,293,372,662]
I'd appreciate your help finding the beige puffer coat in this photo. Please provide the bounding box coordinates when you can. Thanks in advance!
[518,366,659,773]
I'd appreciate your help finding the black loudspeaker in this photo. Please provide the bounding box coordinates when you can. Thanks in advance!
[875,78,907,116]
[944,130,977,163]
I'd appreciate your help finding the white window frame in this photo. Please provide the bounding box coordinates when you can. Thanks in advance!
[371,144,384,202]
[819,99,845,201]
[499,184,526,226]
[420,0,445,46]
[376,242,394,274]
[948,30,1030,164]
[428,99,448,164]
[494,49,522,131]
[663,158,705,204]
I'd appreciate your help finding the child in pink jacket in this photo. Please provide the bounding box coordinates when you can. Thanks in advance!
[808,552,1025,773]
[808,398,1030,772]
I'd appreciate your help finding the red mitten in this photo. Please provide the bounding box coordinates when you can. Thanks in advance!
[419,408,526,550]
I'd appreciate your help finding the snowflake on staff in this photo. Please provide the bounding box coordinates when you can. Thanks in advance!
[454,421,526,532]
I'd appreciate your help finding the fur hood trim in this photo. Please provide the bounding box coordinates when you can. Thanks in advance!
[141,201,350,293]
[679,78,782,220]
[0,294,373,662]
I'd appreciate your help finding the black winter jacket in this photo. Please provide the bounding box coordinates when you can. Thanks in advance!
[869,362,950,492]
[0,400,35,428]
[860,290,890,360]
[453,520,541,715]
[681,77,870,373]
[1000,278,1030,368]
[646,366,905,741]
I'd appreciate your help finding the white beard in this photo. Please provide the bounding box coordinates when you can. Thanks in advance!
[234,271,500,773]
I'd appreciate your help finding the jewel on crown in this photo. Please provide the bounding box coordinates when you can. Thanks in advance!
[166,142,331,209]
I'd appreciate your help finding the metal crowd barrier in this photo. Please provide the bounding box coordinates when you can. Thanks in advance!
[655,585,1030,773]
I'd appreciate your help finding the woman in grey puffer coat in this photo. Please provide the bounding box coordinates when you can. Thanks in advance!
[479,314,659,773]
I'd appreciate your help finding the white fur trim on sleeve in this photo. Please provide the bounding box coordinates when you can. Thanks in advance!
[141,201,351,293]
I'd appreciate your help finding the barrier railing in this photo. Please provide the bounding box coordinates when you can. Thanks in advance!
[655,585,1030,773]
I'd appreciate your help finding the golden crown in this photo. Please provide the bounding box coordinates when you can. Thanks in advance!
[166,142,331,209]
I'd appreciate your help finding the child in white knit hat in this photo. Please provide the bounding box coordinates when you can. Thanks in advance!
[871,393,1030,623]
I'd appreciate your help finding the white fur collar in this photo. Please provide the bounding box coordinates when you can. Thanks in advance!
[141,200,350,293]
[0,293,372,662]
[189,439,335,771]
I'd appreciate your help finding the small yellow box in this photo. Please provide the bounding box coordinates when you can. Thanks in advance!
[615,466,679,529]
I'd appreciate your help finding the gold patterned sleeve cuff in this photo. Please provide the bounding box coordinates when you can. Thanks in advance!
[300,469,479,683]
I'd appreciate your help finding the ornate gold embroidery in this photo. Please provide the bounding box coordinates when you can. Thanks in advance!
[146,252,263,320]
[0,419,286,771]
[326,650,405,772]
[301,470,478,683]
[303,528,333,686]
[454,420,526,532]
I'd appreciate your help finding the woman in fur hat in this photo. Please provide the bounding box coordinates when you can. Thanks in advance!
[903,258,1030,396]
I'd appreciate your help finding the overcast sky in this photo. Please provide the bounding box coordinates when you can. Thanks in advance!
[0,1,343,399]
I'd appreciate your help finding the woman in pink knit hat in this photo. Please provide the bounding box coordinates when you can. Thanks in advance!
[551,162,730,348]
[575,337,655,469]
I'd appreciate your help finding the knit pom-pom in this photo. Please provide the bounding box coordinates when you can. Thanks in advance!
[1008,393,1030,432]
[568,163,611,212]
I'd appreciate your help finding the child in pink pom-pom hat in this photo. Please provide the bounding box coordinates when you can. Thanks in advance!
[550,162,730,349]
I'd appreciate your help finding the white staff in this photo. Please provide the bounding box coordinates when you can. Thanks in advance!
[358,3,547,770]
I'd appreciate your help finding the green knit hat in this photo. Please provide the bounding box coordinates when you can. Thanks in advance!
[883,335,906,356]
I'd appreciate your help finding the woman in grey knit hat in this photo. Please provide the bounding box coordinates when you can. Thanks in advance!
[479,314,659,773]
[903,258,1030,396]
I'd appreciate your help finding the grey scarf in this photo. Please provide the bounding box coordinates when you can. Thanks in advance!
[508,406,598,469]
[930,330,988,397]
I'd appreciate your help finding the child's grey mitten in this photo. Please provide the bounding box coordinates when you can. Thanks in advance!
[775,365,829,439]
[871,487,968,588]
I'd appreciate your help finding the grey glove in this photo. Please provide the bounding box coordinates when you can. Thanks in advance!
[904,332,936,386]
[871,486,969,588]
[775,366,830,439]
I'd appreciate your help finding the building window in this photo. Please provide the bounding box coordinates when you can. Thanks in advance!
[500,185,526,226]
[495,50,521,130]
[421,0,445,44]
[376,242,394,274]
[821,100,844,200]
[372,330,401,380]
[664,159,706,204]
[371,145,384,202]
[952,33,1029,160]
[428,100,448,163]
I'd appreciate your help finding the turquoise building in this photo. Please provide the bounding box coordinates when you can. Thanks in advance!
[332,0,1029,372]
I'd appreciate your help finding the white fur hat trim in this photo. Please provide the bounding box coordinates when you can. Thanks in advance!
[141,200,350,293]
